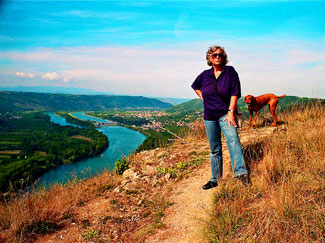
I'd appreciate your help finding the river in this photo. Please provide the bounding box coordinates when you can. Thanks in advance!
[36,112,146,188]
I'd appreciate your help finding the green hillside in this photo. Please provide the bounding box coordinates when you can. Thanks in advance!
[165,96,324,118]
[0,91,172,112]
[164,98,203,113]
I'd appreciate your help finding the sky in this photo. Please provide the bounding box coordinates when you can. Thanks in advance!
[0,0,324,98]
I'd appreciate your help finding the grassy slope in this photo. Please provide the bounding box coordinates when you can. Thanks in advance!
[207,103,325,242]
[0,103,324,242]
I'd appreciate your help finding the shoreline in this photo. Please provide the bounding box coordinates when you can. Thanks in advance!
[37,112,136,189]
[82,112,150,154]
[81,112,112,122]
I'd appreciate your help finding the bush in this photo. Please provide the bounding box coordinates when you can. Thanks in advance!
[114,157,129,175]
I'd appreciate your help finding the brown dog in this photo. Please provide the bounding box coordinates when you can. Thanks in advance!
[243,93,286,128]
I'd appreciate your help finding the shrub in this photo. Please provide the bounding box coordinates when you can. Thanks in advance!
[114,157,129,175]
[156,167,168,176]
[83,229,100,240]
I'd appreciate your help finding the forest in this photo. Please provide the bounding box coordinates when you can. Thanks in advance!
[0,112,108,192]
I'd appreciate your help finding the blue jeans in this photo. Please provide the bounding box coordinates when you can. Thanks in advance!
[204,115,247,182]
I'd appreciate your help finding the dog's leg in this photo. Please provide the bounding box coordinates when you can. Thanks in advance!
[252,111,259,128]
[269,100,278,127]
[246,111,253,129]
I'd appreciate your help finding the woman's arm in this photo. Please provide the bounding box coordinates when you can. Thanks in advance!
[229,95,238,111]
[223,95,238,127]
[194,90,203,101]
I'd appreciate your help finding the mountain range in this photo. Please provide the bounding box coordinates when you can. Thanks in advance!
[0,86,190,105]
[0,91,172,112]
[0,86,113,95]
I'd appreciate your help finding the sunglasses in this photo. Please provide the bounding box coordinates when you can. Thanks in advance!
[211,53,224,58]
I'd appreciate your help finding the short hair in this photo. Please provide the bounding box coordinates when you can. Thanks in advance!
[206,45,229,66]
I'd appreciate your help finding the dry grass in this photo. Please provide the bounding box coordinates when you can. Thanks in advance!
[135,193,174,241]
[184,120,207,142]
[0,171,119,242]
[207,102,325,242]
[70,135,94,142]
[0,150,21,154]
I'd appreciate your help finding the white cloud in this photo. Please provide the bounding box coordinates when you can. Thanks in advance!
[41,72,71,82]
[15,72,25,77]
[42,72,59,80]
[26,73,35,78]
[15,72,35,78]
[10,70,70,83]
[2,39,325,98]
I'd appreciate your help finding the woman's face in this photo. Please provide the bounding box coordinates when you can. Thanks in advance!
[209,49,224,66]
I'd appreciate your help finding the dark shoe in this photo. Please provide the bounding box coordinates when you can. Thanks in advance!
[236,174,251,186]
[202,180,218,190]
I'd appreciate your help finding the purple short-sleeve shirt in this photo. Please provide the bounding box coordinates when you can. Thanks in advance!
[191,65,241,121]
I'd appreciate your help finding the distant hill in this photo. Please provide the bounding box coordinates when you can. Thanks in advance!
[0,86,114,95]
[155,97,191,105]
[165,96,324,117]
[164,98,203,113]
[0,91,172,112]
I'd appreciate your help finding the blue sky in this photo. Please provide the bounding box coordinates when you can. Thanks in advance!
[0,0,324,98]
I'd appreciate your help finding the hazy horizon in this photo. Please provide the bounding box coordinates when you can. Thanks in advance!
[1,0,325,99]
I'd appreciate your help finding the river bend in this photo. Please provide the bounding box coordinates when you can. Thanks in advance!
[36,112,146,187]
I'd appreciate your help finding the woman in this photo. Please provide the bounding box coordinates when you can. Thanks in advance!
[191,45,249,190]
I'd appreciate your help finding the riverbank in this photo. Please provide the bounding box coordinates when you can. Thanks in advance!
[83,111,157,152]
[34,112,145,188]
[55,111,95,128]
[84,111,182,152]
[85,111,184,153]
[0,112,109,193]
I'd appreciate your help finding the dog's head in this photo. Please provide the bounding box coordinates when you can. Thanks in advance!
[243,95,255,106]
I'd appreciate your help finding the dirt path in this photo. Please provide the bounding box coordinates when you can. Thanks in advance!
[147,148,231,243]
[147,127,276,243]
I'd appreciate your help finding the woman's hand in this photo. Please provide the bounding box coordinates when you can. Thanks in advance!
[223,96,238,127]
[223,111,237,127]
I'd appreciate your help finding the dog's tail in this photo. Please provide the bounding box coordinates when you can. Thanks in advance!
[277,94,286,98]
